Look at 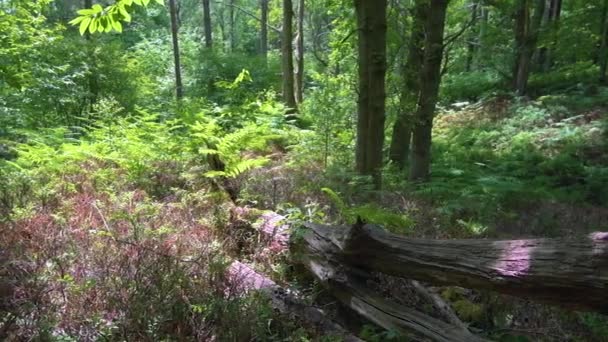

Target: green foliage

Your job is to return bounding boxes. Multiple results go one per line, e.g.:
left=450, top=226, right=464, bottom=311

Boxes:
left=441, top=71, right=503, bottom=103
left=321, top=187, right=414, bottom=234
left=70, top=0, right=165, bottom=35
left=359, top=325, right=406, bottom=342
left=578, top=312, right=608, bottom=340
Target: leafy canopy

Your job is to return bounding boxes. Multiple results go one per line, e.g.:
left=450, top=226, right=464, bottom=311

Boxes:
left=70, top=0, right=165, bottom=35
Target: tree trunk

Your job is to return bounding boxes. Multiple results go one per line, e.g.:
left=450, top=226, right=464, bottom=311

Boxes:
left=301, top=222, right=608, bottom=314
left=294, top=0, right=304, bottom=104
left=477, top=5, right=489, bottom=69
left=538, top=0, right=561, bottom=71
left=84, top=0, right=98, bottom=111
left=169, top=0, right=183, bottom=100
left=229, top=0, right=236, bottom=51
left=409, top=0, right=449, bottom=181
left=389, top=1, right=427, bottom=168
left=226, top=261, right=364, bottom=341
left=545, top=0, right=562, bottom=70
left=282, top=0, right=297, bottom=111
left=600, top=0, right=608, bottom=83
left=354, top=0, right=387, bottom=189
left=513, top=0, right=545, bottom=96
left=202, top=0, right=212, bottom=48
left=465, top=1, right=478, bottom=72
left=260, top=0, right=269, bottom=58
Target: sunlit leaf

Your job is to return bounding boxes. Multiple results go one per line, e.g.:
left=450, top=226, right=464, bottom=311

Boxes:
left=89, top=18, right=98, bottom=33
left=113, top=20, right=123, bottom=33
left=69, top=16, right=86, bottom=25
left=79, top=17, right=91, bottom=35
left=118, top=6, right=131, bottom=22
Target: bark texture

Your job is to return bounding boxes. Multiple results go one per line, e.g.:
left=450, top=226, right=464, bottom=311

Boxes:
left=260, top=0, right=269, bottom=58
left=465, top=1, right=479, bottom=72
left=600, top=0, right=608, bottom=83
left=301, top=222, right=608, bottom=314
left=389, top=0, right=427, bottom=168
left=84, top=0, right=98, bottom=110
left=294, top=0, right=304, bottom=104
left=282, top=0, right=297, bottom=111
left=539, top=0, right=562, bottom=71
left=512, top=0, right=545, bottom=96
left=409, top=0, right=449, bottom=181
left=226, top=261, right=363, bottom=341
left=169, top=0, right=183, bottom=100
left=229, top=0, right=236, bottom=51
left=299, top=223, right=487, bottom=341
left=202, top=0, right=212, bottom=48
left=354, top=0, right=387, bottom=188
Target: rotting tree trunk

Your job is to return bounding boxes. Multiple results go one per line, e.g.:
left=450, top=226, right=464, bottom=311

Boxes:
left=298, top=223, right=487, bottom=341
left=260, top=0, right=269, bottom=58
left=354, top=0, right=387, bottom=189
left=512, top=0, right=545, bottom=96
left=301, top=222, right=608, bottom=314
left=226, top=261, right=364, bottom=341
left=202, top=0, right=212, bottom=48
left=294, top=0, right=304, bottom=104
left=389, top=0, right=427, bottom=169
left=282, top=0, right=297, bottom=112
left=169, top=0, right=183, bottom=100
left=600, top=0, right=608, bottom=83
left=302, top=258, right=487, bottom=341
left=409, top=0, right=449, bottom=181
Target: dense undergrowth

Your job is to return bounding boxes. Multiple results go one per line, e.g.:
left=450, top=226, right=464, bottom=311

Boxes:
left=1, top=83, right=607, bottom=340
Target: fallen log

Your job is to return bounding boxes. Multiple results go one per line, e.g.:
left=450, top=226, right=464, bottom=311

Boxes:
left=226, top=261, right=363, bottom=341
left=303, top=257, right=488, bottom=342
left=302, top=222, right=608, bottom=313
left=243, top=211, right=489, bottom=340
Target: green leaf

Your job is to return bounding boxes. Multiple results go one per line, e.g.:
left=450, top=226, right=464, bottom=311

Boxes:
left=69, top=16, right=86, bottom=25
left=104, top=17, right=113, bottom=32
left=118, top=6, right=131, bottom=22
left=142, top=0, right=150, bottom=5
left=92, top=4, right=103, bottom=13
left=112, top=20, right=123, bottom=33
left=133, top=0, right=143, bottom=5
left=79, top=17, right=91, bottom=35
left=155, top=0, right=164, bottom=4
left=89, top=18, right=98, bottom=33
left=77, top=9, right=95, bottom=15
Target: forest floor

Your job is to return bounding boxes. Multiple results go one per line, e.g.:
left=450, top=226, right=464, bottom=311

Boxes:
left=1, top=91, right=608, bottom=341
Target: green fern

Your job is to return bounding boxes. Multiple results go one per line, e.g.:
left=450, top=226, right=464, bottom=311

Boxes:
left=321, top=187, right=414, bottom=233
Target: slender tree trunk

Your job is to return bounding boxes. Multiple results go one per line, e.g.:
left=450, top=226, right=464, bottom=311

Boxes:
left=513, top=0, right=545, bottom=96
left=465, top=1, right=478, bottom=72
left=389, top=1, right=427, bottom=168
left=294, top=0, right=304, bottom=104
left=84, top=0, right=98, bottom=111
left=354, top=0, right=387, bottom=189
left=600, top=0, right=608, bottom=83
left=477, top=5, right=489, bottom=69
left=539, top=0, right=561, bottom=71
left=169, top=0, right=183, bottom=100
left=282, top=0, right=297, bottom=111
left=260, top=0, right=269, bottom=58
left=229, top=0, right=236, bottom=51
left=409, top=0, right=449, bottom=181
left=202, top=0, right=212, bottom=48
